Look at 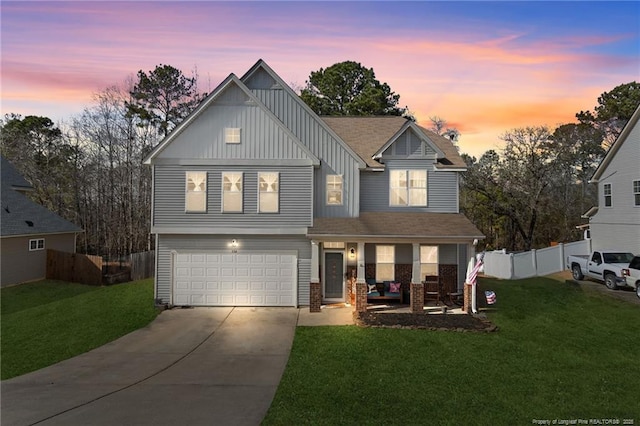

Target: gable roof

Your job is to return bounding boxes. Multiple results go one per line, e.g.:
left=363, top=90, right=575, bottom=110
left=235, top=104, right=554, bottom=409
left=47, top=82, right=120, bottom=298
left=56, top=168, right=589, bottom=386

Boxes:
left=240, top=59, right=367, bottom=169
left=143, top=72, right=319, bottom=166
left=321, top=116, right=466, bottom=170
left=1, top=156, right=82, bottom=237
left=590, top=104, right=640, bottom=183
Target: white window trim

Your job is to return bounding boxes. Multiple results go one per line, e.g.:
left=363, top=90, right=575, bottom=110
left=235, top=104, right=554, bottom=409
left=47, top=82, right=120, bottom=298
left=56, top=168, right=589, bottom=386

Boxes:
left=420, top=245, right=439, bottom=278
left=603, top=183, right=612, bottom=208
left=326, top=174, right=343, bottom=206
left=389, top=169, right=427, bottom=207
left=222, top=172, right=243, bottom=213
left=376, top=245, right=395, bottom=282
left=185, top=171, right=207, bottom=213
left=29, top=238, right=45, bottom=251
left=225, top=127, right=241, bottom=144
left=258, top=172, right=279, bottom=213
left=633, top=180, right=640, bottom=207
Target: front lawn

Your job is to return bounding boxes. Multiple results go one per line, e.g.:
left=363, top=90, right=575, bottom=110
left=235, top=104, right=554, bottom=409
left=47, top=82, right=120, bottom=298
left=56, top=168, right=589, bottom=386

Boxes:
left=1, top=279, right=159, bottom=380
left=264, top=277, right=640, bottom=425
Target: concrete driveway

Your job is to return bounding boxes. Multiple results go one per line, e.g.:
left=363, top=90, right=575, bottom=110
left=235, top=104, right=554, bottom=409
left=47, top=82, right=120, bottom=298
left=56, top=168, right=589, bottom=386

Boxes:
left=1, top=307, right=299, bottom=426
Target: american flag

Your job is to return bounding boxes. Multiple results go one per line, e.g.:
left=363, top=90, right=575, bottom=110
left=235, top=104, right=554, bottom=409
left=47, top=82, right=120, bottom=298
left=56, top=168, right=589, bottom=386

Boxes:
left=467, top=255, right=484, bottom=286
left=485, top=290, right=496, bottom=304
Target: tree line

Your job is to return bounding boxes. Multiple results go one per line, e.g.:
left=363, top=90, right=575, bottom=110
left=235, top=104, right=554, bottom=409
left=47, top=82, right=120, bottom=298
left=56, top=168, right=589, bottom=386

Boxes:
left=1, top=60, right=638, bottom=257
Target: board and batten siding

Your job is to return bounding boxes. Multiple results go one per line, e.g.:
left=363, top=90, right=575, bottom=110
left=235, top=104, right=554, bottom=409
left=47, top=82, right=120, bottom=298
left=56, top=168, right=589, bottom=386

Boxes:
left=153, top=164, right=313, bottom=230
left=156, top=234, right=312, bottom=306
left=248, top=84, right=362, bottom=218
left=155, top=107, right=313, bottom=162
left=591, top=119, right=640, bottom=254
left=382, top=128, right=437, bottom=158
left=360, top=160, right=459, bottom=213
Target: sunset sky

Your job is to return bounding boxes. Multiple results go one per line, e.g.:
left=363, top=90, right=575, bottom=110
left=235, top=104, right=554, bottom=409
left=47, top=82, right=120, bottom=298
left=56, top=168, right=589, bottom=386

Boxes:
left=2, top=1, right=639, bottom=158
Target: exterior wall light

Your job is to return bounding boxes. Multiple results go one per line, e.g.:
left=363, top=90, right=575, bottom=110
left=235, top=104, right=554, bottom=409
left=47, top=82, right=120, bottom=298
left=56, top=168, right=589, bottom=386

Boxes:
left=230, top=239, right=238, bottom=253
left=349, top=247, right=356, bottom=259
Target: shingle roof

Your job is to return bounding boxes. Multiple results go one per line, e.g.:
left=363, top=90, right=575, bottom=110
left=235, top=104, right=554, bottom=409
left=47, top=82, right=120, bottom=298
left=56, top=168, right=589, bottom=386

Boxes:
left=308, top=212, right=484, bottom=240
left=1, top=156, right=83, bottom=237
left=1, top=156, right=32, bottom=190
left=321, top=116, right=466, bottom=169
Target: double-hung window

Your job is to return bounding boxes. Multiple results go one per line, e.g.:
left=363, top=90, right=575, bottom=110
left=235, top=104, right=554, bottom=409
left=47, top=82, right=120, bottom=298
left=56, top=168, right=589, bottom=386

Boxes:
left=603, top=183, right=612, bottom=207
left=420, top=246, right=439, bottom=278
left=633, top=180, right=640, bottom=207
left=222, top=172, right=243, bottom=212
left=376, top=245, right=395, bottom=281
left=29, top=238, right=45, bottom=251
left=390, top=170, right=427, bottom=206
left=327, top=175, right=343, bottom=205
left=185, top=171, right=207, bottom=212
left=258, top=172, right=279, bottom=213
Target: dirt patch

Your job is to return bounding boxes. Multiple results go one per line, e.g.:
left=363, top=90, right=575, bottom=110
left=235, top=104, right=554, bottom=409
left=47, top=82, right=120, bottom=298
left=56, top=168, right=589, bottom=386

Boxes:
left=354, top=311, right=497, bottom=332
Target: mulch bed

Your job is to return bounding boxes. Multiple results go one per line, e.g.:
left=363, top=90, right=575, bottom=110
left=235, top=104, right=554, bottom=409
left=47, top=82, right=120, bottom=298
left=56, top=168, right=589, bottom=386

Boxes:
left=354, top=311, right=497, bottom=332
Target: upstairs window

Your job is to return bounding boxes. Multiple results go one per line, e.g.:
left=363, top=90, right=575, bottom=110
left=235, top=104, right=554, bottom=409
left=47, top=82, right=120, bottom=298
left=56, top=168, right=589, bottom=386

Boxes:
left=185, top=171, right=207, bottom=212
left=634, top=180, right=640, bottom=207
left=29, top=238, right=45, bottom=251
left=327, top=175, right=343, bottom=205
left=390, top=170, right=427, bottom=206
left=376, top=245, right=395, bottom=282
left=225, top=127, right=241, bottom=144
left=258, top=172, right=279, bottom=213
left=222, top=172, right=243, bottom=212
left=420, top=246, right=439, bottom=278
left=603, top=183, right=612, bottom=207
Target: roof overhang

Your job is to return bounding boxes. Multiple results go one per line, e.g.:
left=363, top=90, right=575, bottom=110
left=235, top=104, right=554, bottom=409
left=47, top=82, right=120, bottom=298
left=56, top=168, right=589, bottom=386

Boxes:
left=307, top=212, right=485, bottom=242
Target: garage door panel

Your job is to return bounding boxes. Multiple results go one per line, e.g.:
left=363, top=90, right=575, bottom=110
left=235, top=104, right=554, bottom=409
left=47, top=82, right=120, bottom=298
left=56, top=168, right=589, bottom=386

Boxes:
left=174, top=252, right=296, bottom=307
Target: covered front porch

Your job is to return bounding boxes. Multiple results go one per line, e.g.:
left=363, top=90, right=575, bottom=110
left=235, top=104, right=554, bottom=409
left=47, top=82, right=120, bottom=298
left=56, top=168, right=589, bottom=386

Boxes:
left=306, top=212, right=484, bottom=312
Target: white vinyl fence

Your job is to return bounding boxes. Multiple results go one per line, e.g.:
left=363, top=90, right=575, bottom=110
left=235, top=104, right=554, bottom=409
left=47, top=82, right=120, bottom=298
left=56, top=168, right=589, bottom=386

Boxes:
left=482, top=239, right=592, bottom=280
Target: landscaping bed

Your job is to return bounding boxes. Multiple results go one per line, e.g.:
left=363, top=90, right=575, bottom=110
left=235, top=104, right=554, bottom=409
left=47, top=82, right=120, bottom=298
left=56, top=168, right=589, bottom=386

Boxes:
left=353, top=310, right=497, bottom=332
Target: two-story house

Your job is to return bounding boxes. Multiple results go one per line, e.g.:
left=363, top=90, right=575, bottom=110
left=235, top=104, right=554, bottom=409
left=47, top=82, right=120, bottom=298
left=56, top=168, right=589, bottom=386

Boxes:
left=144, top=60, right=484, bottom=308
left=586, top=104, right=640, bottom=254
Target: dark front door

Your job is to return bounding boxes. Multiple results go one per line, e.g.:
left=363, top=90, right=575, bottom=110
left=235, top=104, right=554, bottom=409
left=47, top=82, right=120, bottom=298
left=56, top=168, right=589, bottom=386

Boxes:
left=325, top=252, right=344, bottom=300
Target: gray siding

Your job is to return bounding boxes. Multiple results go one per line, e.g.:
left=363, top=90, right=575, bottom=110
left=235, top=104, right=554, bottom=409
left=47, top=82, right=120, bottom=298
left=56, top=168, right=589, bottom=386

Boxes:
left=360, top=160, right=458, bottom=213
left=156, top=86, right=313, bottom=162
left=591, top=120, right=640, bottom=254
left=156, top=234, right=311, bottom=306
left=382, top=128, right=436, bottom=158
left=153, top=164, right=313, bottom=230
left=247, top=82, right=361, bottom=218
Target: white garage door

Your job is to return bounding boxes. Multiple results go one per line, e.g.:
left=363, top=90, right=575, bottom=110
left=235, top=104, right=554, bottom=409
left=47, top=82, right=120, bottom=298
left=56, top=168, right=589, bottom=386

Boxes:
left=173, top=252, right=297, bottom=306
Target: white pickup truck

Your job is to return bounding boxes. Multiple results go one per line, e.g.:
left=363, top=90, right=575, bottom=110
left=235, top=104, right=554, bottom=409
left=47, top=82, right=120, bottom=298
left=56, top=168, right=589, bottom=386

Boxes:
left=567, top=250, right=635, bottom=290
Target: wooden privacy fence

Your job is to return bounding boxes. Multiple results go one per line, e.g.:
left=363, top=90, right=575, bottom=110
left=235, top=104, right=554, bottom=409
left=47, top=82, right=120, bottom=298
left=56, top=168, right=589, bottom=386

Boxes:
left=129, top=250, right=155, bottom=281
left=46, top=249, right=103, bottom=286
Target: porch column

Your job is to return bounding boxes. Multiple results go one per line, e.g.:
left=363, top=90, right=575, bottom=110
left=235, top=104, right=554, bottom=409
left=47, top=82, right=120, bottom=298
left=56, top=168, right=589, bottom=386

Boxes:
left=463, top=242, right=476, bottom=314
left=355, top=242, right=367, bottom=312
left=411, top=243, right=424, bottom=313
left=411, top=243, right=421, bottom=284
left=356, top=242, right=365, bottom=284
left=310, top=240, right=321, bottom=313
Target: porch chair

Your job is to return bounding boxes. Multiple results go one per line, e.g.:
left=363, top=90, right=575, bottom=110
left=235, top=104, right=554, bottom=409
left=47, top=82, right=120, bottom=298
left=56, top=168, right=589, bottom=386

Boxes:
left=438, top=269, right=463, bottom=306
left=423, top=275, right=441, bottom=305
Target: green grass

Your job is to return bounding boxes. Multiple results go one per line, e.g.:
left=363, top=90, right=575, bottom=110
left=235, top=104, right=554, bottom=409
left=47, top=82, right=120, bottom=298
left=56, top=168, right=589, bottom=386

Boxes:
left=1, top=279, right=160, bottom=380
left=264, top=277, right=640, bottom=425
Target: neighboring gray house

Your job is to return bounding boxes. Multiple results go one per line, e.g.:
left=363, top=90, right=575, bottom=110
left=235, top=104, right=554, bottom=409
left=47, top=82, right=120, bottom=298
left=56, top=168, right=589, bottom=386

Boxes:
left=586, top=104, right=640, bottom=255
left=144, top=60, right=483, bottom=307
left=1, top=156, right=82, bottom=287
